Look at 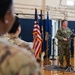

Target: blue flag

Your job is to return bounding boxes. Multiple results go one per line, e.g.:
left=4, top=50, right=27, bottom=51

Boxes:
left=39, top=10, right=43, bottom=33
left=39, top=10, right=45, bottom=52
left=45, top=12, right=51, bottom=56
left=35, top=8, right=38, bottom=22
left=45, top=12, right=50, bottom=36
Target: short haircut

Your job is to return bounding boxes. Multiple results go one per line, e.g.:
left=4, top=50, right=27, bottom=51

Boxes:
left=61, top=20, right=67, bottom=25
left=8, top=16, right=20, bottom=34
left=0, top=0, right=12, bottom=19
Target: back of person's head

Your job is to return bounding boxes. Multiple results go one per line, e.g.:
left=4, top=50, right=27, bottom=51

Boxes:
left=0, top=0, right=12, bottom=19
left=0, top=0, right=15, bottom=35
left=8, top=16, right=20, bottom=34
left=61, top=20, right=67, bottom=25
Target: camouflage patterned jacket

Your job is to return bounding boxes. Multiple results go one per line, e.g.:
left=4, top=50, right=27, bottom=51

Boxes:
left=0, top=38, right=42, bottom=75
left=1, top=33, right=34, bottom=54
left=56, top=27, right=75, bottom=45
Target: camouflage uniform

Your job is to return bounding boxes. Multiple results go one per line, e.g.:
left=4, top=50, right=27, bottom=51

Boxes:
left=1, top=33, right=34, bottom=54
left=56, top=27, right=75, bottom=67
left=0, top=38, right=42, bottom=75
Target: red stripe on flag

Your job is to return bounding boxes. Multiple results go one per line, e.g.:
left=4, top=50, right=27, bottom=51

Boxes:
left=33, top=21, right=42, bottom=58
left=35, top=42, right=42, bottom=57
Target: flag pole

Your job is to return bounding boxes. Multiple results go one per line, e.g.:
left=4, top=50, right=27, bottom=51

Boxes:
left=44, top=32, right=51, bottom=66
left=50, top=38, right=56, bottom=60
left=44, top=11, right=51, bottom=66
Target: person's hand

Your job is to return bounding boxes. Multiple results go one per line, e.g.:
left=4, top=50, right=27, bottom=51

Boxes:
left=63, top=38, right=68, bottom=41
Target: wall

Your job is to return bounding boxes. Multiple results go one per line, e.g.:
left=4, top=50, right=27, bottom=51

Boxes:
left=19, top=18, right=34, bottom=42
left=14, top=0, right=75, bottom=20
left=14, top=0, right=42, bottom=18
left=68, top=21, right=75, bottom=55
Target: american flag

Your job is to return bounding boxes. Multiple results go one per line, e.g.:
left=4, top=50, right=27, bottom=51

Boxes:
left=33, top=21, right=42, bottom=58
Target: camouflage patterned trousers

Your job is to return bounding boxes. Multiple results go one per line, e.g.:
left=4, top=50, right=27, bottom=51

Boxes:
left=58, top=43, right=70, bottom=67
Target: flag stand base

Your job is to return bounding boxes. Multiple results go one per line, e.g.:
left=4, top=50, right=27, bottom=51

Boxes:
left=63, top=65, right=75, bottom=73
left=50, top=55, right=56, bottom=60
left=44, top=58, right=51, bottom=66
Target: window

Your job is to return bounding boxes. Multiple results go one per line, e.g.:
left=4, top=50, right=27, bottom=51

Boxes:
left=67, top=0, right=74, bottom=6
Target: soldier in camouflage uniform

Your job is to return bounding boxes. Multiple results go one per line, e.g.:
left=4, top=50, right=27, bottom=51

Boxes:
left=56, top=20, right=75, bottom=68
left=0, top=0, right=41, bottom=75
left=1, top=16, right=34, bottom=54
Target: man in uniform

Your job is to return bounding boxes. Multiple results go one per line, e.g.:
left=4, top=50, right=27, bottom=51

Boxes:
left=56, top=20, right=75, bottom=68
left=1, top=16, right=34, bottom=54
left=0, top=0, right=41, bottom=75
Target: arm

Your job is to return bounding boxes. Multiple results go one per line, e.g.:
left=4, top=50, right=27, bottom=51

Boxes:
left=55, top=30, right=64, bottom=40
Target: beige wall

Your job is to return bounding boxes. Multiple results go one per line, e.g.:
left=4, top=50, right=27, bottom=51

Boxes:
left=14, top=0, right=42, bottom=18
left=14, top=0, right=75, bottom=21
